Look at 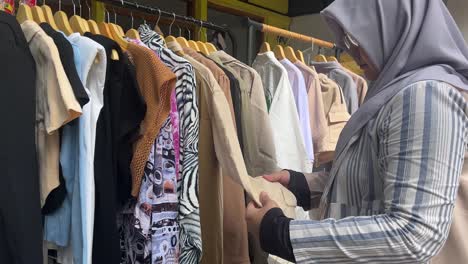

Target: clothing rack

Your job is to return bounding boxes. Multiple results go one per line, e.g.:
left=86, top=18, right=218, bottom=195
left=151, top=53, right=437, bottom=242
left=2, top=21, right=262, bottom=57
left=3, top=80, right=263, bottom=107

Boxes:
left=98, top=0, right=237, bottom=56
left=247, top=18, right=336, bottom=64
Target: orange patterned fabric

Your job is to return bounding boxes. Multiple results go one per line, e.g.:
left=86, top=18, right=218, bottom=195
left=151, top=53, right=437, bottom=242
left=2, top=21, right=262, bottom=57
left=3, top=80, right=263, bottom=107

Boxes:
left=127, top=43, right=176, bottom=197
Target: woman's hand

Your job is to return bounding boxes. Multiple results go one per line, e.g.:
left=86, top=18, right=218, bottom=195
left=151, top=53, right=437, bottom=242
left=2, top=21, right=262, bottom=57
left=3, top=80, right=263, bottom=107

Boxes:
left=263, top=170, right=291, bottom=188
left=246, top=192, right=280, bottom=242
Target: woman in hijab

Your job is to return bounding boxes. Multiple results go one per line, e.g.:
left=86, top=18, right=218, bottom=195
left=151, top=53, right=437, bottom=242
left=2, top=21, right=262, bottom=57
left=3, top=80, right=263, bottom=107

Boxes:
left=246, top=0, right=468, bottom=263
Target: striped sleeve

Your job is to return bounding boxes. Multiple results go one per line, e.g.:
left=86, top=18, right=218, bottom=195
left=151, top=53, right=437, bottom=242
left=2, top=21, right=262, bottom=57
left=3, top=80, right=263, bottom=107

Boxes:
left=289, top=82, right=468, bottom=263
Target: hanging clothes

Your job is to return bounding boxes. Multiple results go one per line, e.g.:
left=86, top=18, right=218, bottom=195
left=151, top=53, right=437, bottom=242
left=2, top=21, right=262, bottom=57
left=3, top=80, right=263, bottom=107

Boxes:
left=121, top=42, right=176, bottom=264
left=21, top=20, right=82, bottom=208
left=138, top=25, right=202, bottom=264
left=0, top=12, right=42, bottom=264
left=311, top=61, right=359, bottom=114
left=343, top=67, right=368, bottom=106
left=209, top=50, right=278, bottom=176
left=253, top=51, right=311, bottom=173
left=85, top=32, right=146, bottom=264
left=279, top=59, right=314, bottom=164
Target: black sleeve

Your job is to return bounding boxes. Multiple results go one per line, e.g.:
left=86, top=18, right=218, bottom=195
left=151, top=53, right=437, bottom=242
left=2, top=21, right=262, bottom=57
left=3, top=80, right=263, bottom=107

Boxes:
left=260, top=208, right=295, bottom=263
left=286, top=170, right=311, bottom=211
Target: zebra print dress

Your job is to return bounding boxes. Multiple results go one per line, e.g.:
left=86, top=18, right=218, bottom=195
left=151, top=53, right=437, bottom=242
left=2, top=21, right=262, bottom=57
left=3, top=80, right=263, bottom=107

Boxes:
left=138, top=25, right=201, bottom=264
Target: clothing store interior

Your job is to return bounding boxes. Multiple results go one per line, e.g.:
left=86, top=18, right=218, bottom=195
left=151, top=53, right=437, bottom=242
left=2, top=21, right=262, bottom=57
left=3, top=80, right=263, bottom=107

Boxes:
left=1, top=0, right=468, bottom=263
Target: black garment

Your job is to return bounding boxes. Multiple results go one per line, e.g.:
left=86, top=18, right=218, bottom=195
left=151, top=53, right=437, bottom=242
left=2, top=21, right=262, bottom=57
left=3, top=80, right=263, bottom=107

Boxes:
left=260, top=208, right=295, bottom=263
left=40, top=23, right=89, bottom=214
left=84, top=32, right=145, bottom=263
left=40, top=23, right=89, bottom=107
left=0, top=11, right=42, bottom=264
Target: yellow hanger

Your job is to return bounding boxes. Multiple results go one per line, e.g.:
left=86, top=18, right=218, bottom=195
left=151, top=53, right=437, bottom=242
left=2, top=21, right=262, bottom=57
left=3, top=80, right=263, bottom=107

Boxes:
left=260, top=42, right=271, bottom=53
left=109, top=22, right=128, bottom=50
left=285, top=46, right=299, bottom=63
left=41, top=1, right=58, bottom=30
left=177, top=37, right=189, bottom=48
left=97, top=9, right=114, bottom=39
left=31, top=5, right=46, bottom=24
left=82, top=0, right=99, bottom=34
left=197, top=41, right=210, bottom=56
left=17, top=4, right=33, bottom=24
left=68, top=0, right=86, bottom=34
left=206, top=42, right=217, bottom=53
left=274, top=45, right=286, bottom=60
left=54, top=0, right=73, bottom=36
left=327, top=56, right=338, bottom=62
left=314, top=54, right=328, bottom=62
left=188, top=40, right=200, bottom=51
left=296, top=50, right=305, bottom=64
left=125, top=12, right=140, bottom=40
left=196, top=21, right=210, bottom=55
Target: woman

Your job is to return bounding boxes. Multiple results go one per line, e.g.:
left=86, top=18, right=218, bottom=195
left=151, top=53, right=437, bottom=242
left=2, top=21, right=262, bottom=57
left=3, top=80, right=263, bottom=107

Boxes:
left=246, top=0, right=468, bottom=263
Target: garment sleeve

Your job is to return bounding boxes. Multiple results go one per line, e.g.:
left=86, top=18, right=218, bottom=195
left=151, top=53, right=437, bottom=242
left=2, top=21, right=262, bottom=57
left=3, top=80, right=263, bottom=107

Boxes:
left=289, top=83, right=468, bottom=263
left=330, top=70, right=359, bottom=115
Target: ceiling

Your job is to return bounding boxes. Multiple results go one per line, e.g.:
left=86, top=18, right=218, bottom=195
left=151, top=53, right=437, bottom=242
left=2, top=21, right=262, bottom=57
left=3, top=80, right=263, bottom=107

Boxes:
left=289, top=0, right=448, bottom=17
left=288, top=0, right=334, bottom=17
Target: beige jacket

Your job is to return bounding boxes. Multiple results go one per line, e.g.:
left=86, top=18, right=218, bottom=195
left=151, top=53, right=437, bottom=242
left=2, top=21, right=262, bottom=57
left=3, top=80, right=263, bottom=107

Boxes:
left=209, top=51, right=279, bottom=176
left=315, top=73, right=350, bottom=164
left=21, top=21, right=82, bottom=206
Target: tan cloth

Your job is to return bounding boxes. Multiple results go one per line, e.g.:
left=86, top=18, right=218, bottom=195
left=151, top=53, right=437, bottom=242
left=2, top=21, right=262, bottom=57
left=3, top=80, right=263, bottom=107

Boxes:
left=315, top=74, right=350, bottom=164
left=127, top=43, right=176, bottom=197
left=344, top=68, right=368, bottom=106
left=184, top=52, right=297, bottom=263
left=21, top=21, right=82, bottom=206
left=433, top=154, right=468, bottom=263
left=177, top=46, right=250, bottom=264
left=209, top=51, right=278, bottom=176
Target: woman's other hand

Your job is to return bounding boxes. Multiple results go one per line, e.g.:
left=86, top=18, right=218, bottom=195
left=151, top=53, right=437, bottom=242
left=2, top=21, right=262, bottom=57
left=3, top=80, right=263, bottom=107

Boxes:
left=246, top=191, right=280, bottom=242
left=263, top=170, right=290, bottom=188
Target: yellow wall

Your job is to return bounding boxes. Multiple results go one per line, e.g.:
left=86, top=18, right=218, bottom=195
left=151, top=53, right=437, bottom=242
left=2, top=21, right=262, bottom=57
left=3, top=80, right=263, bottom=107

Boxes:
left=247, top=0, right=288, bottom=15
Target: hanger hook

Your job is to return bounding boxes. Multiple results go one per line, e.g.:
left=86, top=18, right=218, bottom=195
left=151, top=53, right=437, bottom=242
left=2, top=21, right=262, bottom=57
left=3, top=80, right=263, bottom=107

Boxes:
left=186, top=26, right=191, bottom=40
left=112, top=7, right=117, bottom=24
left=177, top=24, right=182, bottom=37
left=155, top=8, right=161, bottom=28
left=71, top=0, right=76, bottom=16
left=104, top=8, right=110, bottom=23
left=198, top=20, right=203, bottom=40
left=58, top=0, right=61, bottom=11
left=79, top=0, right=82, bottom=17
left=85, top=1, right=91, bottom=20
left=169, top=12, right=175, bottom=36
left=130, top=11, right=134, bottom=29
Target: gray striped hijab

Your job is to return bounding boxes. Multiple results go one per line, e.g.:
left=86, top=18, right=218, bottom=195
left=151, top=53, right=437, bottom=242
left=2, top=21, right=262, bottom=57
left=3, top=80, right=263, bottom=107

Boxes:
left=321, top=0, right=468, bottom=158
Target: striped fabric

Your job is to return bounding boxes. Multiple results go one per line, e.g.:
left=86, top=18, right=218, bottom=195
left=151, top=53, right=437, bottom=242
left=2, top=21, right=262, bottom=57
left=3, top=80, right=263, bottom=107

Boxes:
left=290, top=81, right=468, bottom=263
left=139, top=25, right=202, bottom=263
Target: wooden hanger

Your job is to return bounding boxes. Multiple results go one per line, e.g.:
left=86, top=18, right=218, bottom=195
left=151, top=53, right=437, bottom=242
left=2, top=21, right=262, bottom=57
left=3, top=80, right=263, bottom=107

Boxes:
left=296, top=50, right=305, bottom=63
left=188, top=40, right=200, bottom=51
left=285, top=46, right=299, bottom=63
left=109, top=22, right=128, bottom=50
left=274, top=45, right=286, bottom=60
left=98, top=21, right=113, bottom=39
left=327, top=56, right=338, bottom=62
left=31, top=5, right=46, bottom=23
left=260, top=42, right=271, bottom=53
left=177, top=36, right=189, bottom=48
left=88, top=20, right=100, bottom=34
left=206, top=42, right=217, bottom=53
left=314, top=54, right=328, bottom=62
left=41, top=2, right=58, bottom=30
left=70, top=15, right=86, bottom=34
left=54, top=2, right=74, bottom=36
left=197, top=41, right=210, bottom=55
left=17, top=4, right=34, bottom=24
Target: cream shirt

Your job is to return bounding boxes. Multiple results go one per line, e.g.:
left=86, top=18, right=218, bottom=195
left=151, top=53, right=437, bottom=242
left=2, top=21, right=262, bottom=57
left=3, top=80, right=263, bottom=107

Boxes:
left=21, top=21, right=82, bottom=206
